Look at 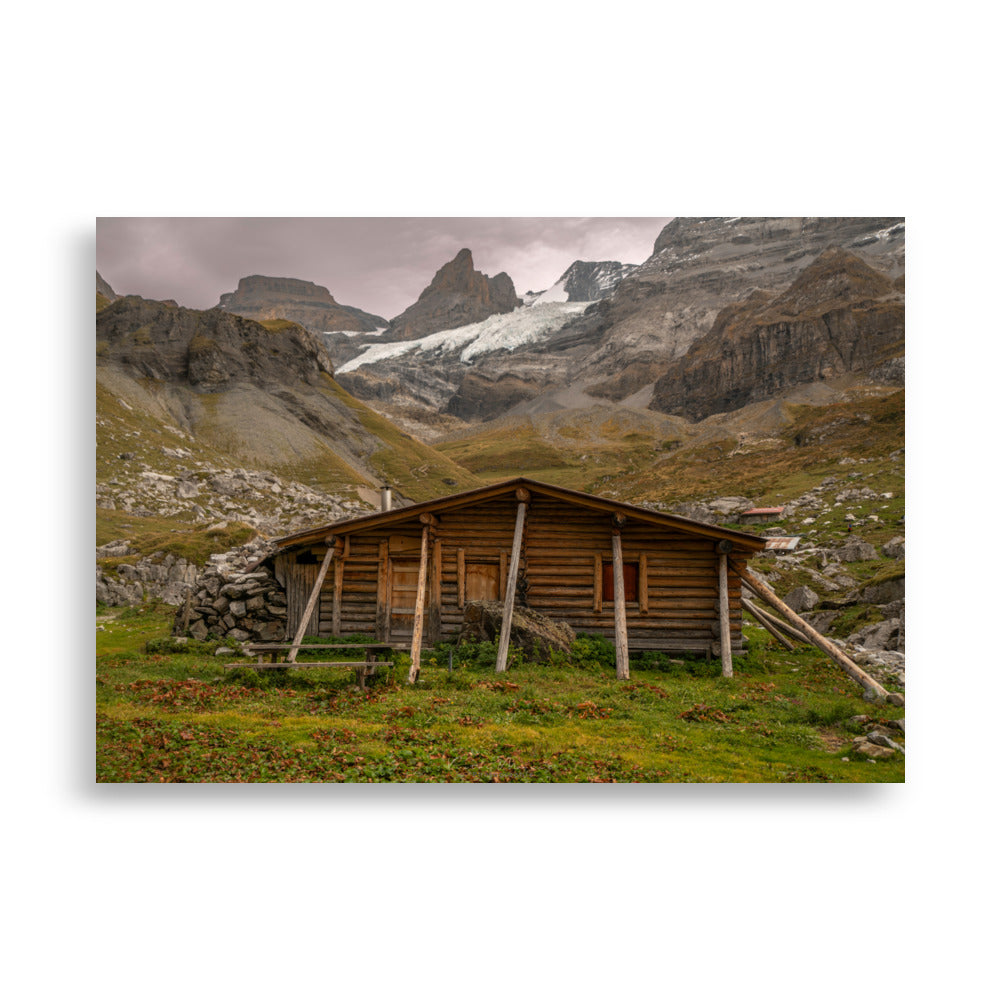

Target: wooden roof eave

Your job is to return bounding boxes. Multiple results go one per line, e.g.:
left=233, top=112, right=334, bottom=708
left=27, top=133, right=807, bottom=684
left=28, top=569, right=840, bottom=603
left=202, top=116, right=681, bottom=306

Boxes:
left=269, top=477, right=766, bottom=555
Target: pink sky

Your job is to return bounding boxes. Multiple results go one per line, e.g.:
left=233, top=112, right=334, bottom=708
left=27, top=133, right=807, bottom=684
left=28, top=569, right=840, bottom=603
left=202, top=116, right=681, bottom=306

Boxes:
left=96, top=217, right=670, bottom=321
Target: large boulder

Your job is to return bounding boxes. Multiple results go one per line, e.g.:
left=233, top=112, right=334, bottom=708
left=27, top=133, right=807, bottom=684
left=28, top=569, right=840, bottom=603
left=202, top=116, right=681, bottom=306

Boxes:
left=785, top=585, right=819, bottom=612
left=457, top=600, right=575, bottom=662
left=836, top=538, right=879, bottom=562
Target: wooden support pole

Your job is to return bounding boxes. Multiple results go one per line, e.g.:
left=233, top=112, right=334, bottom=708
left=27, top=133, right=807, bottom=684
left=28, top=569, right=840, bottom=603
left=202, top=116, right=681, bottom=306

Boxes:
left=718, top=552, right=733, bottom=677
left=741, top=597, right=795, bottom=650
left=407, top=524, right=431, bottom=684
left=428, top=536, right=442, bottom=643
left=734, top=564, right=889, bottom=702
left=286, top=544, right=336, bottom=663
left=742, top=595, right=810, bottom=645
left=593, top=554, right=603, bottom=613
left=495, top=492, right=529, bottom=673
left=611, top=525, right=630, bottom=681
left=457, top=548, right=466, bottom=609
left=331, top=557, right=344, bottom=636
left=376, top=540, right=389, bottom=642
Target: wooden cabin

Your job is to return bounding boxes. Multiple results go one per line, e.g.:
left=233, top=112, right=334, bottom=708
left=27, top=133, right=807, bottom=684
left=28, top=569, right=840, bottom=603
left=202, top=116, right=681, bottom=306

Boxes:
left=267, top=478, right=766, bottom=676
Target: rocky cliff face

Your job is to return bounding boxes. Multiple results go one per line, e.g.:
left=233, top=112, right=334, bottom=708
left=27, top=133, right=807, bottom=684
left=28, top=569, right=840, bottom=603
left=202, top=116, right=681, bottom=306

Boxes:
left=217, top=274, right=387, bottom=333
left=385, top=248, right=521, bottom=341
left=648, top=248, right=905, bottom=420
left=97, top=295, right=336, bottom=388
left=574, top=217, right=905, bottom=401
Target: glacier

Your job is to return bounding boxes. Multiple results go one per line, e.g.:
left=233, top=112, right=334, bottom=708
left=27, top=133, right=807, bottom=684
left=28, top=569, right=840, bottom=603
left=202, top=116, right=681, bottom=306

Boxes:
left=335, top=301, right=592, bottom=374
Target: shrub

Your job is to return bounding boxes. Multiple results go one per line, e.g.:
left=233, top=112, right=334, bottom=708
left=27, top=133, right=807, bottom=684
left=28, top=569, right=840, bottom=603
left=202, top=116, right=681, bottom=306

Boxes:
left=570, top=634, right=617, bottom=672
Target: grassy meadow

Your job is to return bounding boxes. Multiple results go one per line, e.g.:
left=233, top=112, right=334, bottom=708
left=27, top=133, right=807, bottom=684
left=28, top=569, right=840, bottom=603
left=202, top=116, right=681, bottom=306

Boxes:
left=96, top=604, right=904, bottom=783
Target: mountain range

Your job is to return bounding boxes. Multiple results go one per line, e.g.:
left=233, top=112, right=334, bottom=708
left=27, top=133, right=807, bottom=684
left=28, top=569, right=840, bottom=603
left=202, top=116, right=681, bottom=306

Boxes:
left=96, top=216, right=904, bottom=521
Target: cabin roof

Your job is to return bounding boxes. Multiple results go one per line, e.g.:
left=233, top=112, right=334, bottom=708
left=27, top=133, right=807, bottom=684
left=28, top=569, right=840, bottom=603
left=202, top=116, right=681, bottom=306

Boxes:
left=273, top=477, right=766, bottom=553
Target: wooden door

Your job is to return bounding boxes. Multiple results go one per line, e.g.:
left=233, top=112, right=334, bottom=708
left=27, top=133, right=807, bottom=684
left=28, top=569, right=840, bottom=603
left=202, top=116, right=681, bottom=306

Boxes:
left=390, top=559, right=423, bottom=639
left=286, top=560, right=320, bottom=638
left=465, top=561, right=500, bottom=603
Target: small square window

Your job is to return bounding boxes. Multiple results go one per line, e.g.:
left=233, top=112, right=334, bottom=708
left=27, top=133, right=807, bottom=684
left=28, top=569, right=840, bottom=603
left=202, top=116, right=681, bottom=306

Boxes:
left=602, top=561, right=638, bottom=602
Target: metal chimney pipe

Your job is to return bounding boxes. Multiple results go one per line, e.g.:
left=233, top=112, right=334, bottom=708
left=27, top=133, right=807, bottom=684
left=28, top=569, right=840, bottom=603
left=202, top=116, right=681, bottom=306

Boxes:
left=380, top=485, right=392, bottom=512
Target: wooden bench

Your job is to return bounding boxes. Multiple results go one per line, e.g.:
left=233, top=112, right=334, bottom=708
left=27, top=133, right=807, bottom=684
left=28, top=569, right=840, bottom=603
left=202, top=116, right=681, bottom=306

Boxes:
left=225, top=643, right=402, bottom=689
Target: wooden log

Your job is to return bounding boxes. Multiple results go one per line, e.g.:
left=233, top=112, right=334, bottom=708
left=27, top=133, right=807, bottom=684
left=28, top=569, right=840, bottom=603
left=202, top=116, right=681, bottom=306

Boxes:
left=457, top=548, right=465, bottom=609
left=287, top=545, right=336, bottom=663
left=181, top=587, right=193, bottom=633
left=495, top=500, right=528, bottom=673
left=639, top=553, right=649, bottom=615
left=741, top=598, right=795, bottom=650
left=718, top=552, right=733, bottom=677
left=407, top=525, right=431, bottom=684
left=742, top=596, right=810, bottom=645
left=735, top=565, right=889, bottom=701
left=611, top=530, right=630, bottom=680
left=593, top=555, right=603, bottom=613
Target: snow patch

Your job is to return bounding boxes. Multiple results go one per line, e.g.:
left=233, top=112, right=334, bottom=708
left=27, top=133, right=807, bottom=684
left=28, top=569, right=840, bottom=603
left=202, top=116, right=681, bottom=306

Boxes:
left=532, top=278, right=569, bottom=305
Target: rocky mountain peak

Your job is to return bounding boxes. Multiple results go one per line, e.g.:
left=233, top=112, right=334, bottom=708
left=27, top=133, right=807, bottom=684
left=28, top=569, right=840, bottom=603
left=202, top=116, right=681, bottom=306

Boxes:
left=217, top=274, right=386, bottom=334
left=386, top=249, right=521, bottom=341
left=533, top=260, right=638, bottom=304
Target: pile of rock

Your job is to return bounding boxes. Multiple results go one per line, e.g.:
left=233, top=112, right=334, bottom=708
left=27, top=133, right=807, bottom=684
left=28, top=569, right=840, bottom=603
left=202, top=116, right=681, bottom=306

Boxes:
left=172, top=558, right=288, bottom=643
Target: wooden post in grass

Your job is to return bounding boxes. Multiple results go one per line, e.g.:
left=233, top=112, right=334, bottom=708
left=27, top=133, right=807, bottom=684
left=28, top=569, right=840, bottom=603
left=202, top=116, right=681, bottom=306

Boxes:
left=407, top=518, right=434, bottom=684
left=735, top=565, right=889, bottom=702
left=287, top=540, right=336, bottom=663
left=496, top=489, right=529, bottom=673
left=611, top=514, right=630, bottom=680
left=717, top=544, right=733, bottom=678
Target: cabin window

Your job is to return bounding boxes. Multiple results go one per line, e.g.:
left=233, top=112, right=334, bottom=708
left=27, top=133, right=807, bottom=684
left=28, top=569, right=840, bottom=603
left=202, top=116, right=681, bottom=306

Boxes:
left=602, top=561, right=638, bottom=602
left=295, top=551, right=319, bottom=565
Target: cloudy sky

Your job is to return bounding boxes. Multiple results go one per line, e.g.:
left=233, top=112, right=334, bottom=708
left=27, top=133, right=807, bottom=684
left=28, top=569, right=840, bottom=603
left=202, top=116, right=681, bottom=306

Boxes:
left=96, top=217, right=671, bottom=321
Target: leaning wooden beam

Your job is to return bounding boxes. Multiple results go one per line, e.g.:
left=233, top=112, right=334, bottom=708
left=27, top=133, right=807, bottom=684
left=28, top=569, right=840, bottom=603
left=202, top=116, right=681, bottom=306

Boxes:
left=741, top=597, right=795, bottom=651
left=717, top=552, right=733, bottom=677
left=735, top=565, right=889, bottom=702
left=286, top=543, right=336, bottom=663
left=611, top=515, right=630, bottom=680
left=407, top=522, right=432, bottom=684
left=742, top=595, right=810, bottom=645
left=496, top=490, right=529, bottom=673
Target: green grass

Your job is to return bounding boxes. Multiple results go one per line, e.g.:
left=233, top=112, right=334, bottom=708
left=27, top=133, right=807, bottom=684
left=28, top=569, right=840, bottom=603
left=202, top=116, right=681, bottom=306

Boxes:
left=96, top=606, right=904, bottom=783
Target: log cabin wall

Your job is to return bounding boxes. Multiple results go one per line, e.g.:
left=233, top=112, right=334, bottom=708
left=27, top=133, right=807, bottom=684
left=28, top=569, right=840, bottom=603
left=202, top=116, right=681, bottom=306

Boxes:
left=273, top=490, right=747, bottom=655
